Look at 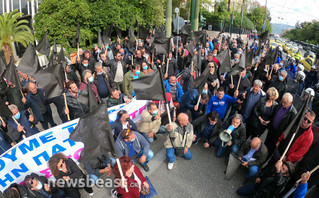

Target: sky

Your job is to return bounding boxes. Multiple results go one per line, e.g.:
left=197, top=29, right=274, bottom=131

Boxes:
left=257, top=0, right=319, bottom=26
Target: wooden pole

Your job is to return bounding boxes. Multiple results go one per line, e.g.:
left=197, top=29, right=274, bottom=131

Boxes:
left=63, top=93, right=70, bottom=121
left=280, top=132, right=296, bottom=161
left=166, top=103, right=172, bottom=124
left=77, top=43, right=80, bottom=59
left=151, top=52, right=154, bottom=68
left=20, top=90, right=25, bottom=99
left=231, top=75, right=233, bottom=86
left=269, top=65, right=274, bottom=77
left=196, top=94, right=201, bottom=107
left=131, top=55, right=133, bottom=66
left=116, top=158, right=129, bottom=192
left=12, top=117, right=26, bottom=139
left=296, top=164, right=319, bottom=183
left=166, top=58, right=170, bottom=74
left=236, top=75, right=242, bottom=91
left=64, top=70, right=68, bottom=81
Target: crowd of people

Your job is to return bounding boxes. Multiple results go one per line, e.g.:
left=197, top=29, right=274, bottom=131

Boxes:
left=0, top=29, right=319, bottom=198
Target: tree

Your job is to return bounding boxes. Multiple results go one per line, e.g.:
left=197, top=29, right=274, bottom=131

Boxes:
left=0, top=10, right=34, bottom=64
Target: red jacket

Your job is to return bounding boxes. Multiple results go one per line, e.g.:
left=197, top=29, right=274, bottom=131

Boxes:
left=278, top=126, right=314, bottom=163
left=213, top=57, right=220, bottom=67
left=116, top=166, right=147, bottom=198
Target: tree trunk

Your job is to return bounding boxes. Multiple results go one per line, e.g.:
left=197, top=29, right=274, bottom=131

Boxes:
left=1, top=43, right=13, bottom=65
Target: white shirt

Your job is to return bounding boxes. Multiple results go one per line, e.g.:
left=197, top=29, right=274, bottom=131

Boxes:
left=114, top=62, right=124, bottom=83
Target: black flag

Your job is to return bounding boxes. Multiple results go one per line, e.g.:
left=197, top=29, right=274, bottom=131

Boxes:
left=70, top=103, right=117, bottom=162
left=216, top=49, right=232, bottom=74
left=180, top=24, right=191, bottom=36
left=102, top=25, right=113, bottom=44
left=0, top=56, right=5, bottom=76
left=74, top=22, right=81, bottom=45
left=131, top=70, right=165, bottom=101
left=3, top=57, right=22, bottom=91
left=185, top=43, right=194, bottom=57
left=138, top=25, right=149, bottom=41
left=151, top=36, right=170, bottom=55
left=128, top=26, right=135, bottom=39
left=114, top=26, right=122, bottom=38
left=265, top=47, right=273, bottom=65
left=238, top=50, right=246, bottom=69
left=194, top=31, right=205, bottom=45
left=57, top=45, right=65, bottom=64
left=52, top=39, right=58, bottom=55
left=97, top=30, right=103, bottom=46
left=228, top=63, right=246, bottom=76
left=259, top=31, right=268, bottom=44
left=127, top=37, right=136, bottom=54
left=88, top=82, right=98, bottom=112
left=246, top=48, right=254, bottom=68
left=18, top=44, right=42, bottom=76
left=0, top=97, right=12, bottom=118
left=36, top=32, right=51, bottom=57
left=195, top=65, right=210, bottom=92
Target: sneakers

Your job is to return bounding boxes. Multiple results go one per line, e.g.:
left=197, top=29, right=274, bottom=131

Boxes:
left=88, top=192, right=94, bottom=196
left=167, top=162, right=174, bottom=170
left=141, top=164, right=150, bottom=172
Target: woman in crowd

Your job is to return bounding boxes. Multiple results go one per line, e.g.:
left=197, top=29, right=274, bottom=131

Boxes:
left=113, top=156, right=149, bottom=198
left=48, top=153, right=93, bottom=198
left=246, top=87, right=279, bottom=138
left=206, top=62, right=219, bottom=95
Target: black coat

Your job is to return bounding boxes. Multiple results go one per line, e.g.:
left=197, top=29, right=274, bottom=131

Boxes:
left=221, top=117, right=246, bottom=146
left=249, top=98, right=278, bottom=130
left=265, top=76, right=288, bottom=100
left=238, top=141, right=268, bottom=167
left=106, top=59, right=127, bottom=79
left=111, top=118, right=139, bottom=139
left=4, top=183, right=40, bottom=198
left=24, top=173, right=61, bottom=198
left=65, top=91, right=89, bottom=120
left=55, top=158, right=85, bottom=188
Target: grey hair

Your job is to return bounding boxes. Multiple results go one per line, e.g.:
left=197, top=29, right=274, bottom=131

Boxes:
left=233, top=113, right=242, bottom=122
left=283, top=93, right=293, bottom=103
left=94, top=62, right=102, bottom=69
left=253, top=80, right=263, bottom=88
left=280, top=70, right=287, bottom=77
left=8, top=104, right=18, bottom=112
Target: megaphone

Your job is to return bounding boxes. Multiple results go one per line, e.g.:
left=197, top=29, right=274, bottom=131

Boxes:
left=220, top=125, right=235, bottom=147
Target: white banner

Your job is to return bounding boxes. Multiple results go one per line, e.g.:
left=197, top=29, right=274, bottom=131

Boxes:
left=0, top=99, right=149, bottom=192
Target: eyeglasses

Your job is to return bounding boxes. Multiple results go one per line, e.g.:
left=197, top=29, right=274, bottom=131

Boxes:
left=209, top=66, right=214, bottom=68
left=59, top=160, right=65, bottom=169
left=30, top=177, right=35, bottom=185
left=304, top=117, right=312, bottom=124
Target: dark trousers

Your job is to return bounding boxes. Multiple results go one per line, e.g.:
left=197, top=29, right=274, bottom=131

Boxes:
left=40, top=112, right=57, bottom=130
left=264, top=127, right=279, bottom=159
left=48, top=96, right=68, bottom=123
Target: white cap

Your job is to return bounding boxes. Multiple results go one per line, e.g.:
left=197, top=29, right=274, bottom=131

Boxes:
left=298, top=64, right=304, bottom=71
left=278, top=47, right=283, bottom=51
left=305, top=88, right=315, bottom=97
left=312, top=65, right=316, bottom=69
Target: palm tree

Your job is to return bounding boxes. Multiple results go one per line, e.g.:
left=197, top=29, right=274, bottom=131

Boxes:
left=0, top=10, right=34, bottom=65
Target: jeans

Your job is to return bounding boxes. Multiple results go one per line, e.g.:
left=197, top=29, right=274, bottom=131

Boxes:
left=236, top=183, right=256, bottom=196
left=212, top=138, right=239, bottom=158
left=88, top=161, right=111, bottom=184
left=140, top=132, right=154, bottom=143
left=166, top=147, right=192, bottom=163
left=40, top=112, right=57, bottom=130
left=133, top=149, right=154, bottom=166
left=246, top=166, right=259, bottom=179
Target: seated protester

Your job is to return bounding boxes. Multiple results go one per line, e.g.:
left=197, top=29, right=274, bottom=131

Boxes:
left=48, top=153, right=93, bottom=197
left=164, top=113, right=194, bottom=170
left=113, top=156, right=149, bottom=198
left=237, top=79, right=266, bottom=123
left=193, top=111, right=223, bottom=146
left=207, top=87, right=238, bottom=120
left=122, top=63, right=144, bottom=98
left=83, top=153, right=113, bottom=184
left=180, top=89, right=209, bottom=121
left=65, top=64, right=80, bottom=87
left=115, top=129, right=154, bottom=172
left=182, top=63, right=196, bottom=93
left=226, top=69, right=251, bottom=98
left=238, top=137, right=268, bottom=181
left=4, top=183, right=38, bottom=198
left=93, top=62, right=115, bottom=100
left=236, top=160, right=295, bottom=198
left=7, top=104, right=39, bottom=143
left=64, top=81, right=89, bottom=120
left=24, top=173, right=66, bottom=198
left=274, top=111, right=315, bottom=163
left=136, top=102, right=162, bottom=143
left=141, top=61, right=153, bottom=75
left=246, top=87, right=279, bottom=138
left=111, top=110, right=138, bottom=140
left=164, top=75, right=184, bottom=109
left=264, top=70, right=288, bottom=101
left=212, top=114, right=246, bottom=157
left=79, top=70, right=100, bottom=104
left=107, top=88, right=131, bottom=108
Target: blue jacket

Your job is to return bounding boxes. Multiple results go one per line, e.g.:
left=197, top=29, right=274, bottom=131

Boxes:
left=208, top=41, right=214, bottom=52
left=207, top=95, right=237, bottom=119
left=180, top=89, right=207, bottom=114
left=0, top=131, right=11, bottom=155
left=293, top=183, right=307, bottom=198
left=164, top=79, right=184, bottom=103
left=25, top=89, right=52, bottom=122
left=111, top=118, right=139, bottom=139
left=287, top=63, right=297, bottom=77
left=239, top=87, right=266, bottom=121
left=7, top=110, right=39, bottom=142
left=115, top=131, right=150, bottom=157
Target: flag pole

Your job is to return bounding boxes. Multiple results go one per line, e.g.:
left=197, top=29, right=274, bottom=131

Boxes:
left=151, top=52, right=154, bottom=68
left=20, top=90, right=25, bottom=99
left=116, top=158, right=129, bottom=192
left=280, top=132, right=296, bottom=161
left=12, top=117, right=26, bottom=139
left=269, top=65, right=274, bottom=78
left=64, top=70, right=68, bottom=81
left=131, top=55, right=134, bottom=66
left=296, top=164, right=319, bottom=183
left=236, top=75, right=242, bottom=91
left=63, top=93, right=70, bottom=121
left=231, top=75, right=233, bottom=86
left=158, top=65, right=172, bottom=124
left=77, top=43, right=80, bottom=59
left=166, top=58, right=170, bottom=75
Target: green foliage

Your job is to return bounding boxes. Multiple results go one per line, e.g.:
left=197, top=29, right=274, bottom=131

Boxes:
left=284, top=20, right=319, bottom=44
left=34, top=0, right=165, bottom=54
